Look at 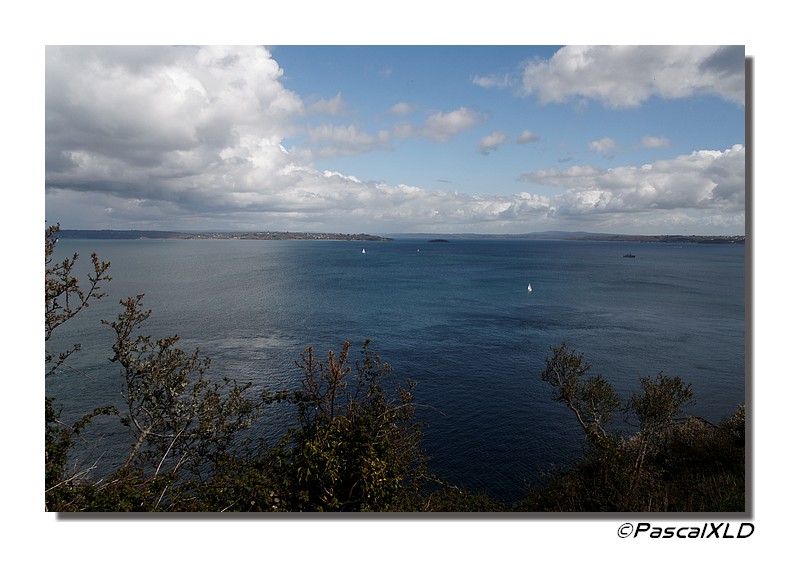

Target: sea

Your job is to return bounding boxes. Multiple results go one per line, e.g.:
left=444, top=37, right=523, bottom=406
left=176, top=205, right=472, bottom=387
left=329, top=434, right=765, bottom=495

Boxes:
left=45, top=237, right=746, bottom=504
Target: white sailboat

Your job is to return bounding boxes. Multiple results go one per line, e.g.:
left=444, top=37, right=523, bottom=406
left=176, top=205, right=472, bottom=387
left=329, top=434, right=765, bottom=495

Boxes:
left=527, top=283, right=533, bottom=293
left=361, top=248, right=366, bottom=254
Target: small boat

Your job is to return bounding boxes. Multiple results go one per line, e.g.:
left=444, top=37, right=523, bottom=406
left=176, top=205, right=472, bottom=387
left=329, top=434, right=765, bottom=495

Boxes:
left=361, top=248, right=366, bottom=254
left=527, top=283, right=533, bottom=293
left=623, top=253, right=635, bottom=258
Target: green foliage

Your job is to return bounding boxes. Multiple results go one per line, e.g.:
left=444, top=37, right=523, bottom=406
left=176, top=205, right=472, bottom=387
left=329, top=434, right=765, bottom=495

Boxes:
left=418, top=487, right=509, bottom=512
left=100, top=294, right=262, bottom=510
left=720, top=404, right=746, bottom=448
left=45, top=225, right=264, bottom=511
left=540, top=343, right=622, bottom=450
left=44, top=397, right=70, bottom=492
left=628, top=373, right=695, bottom=437
left=45, top=224, right=111, bottom=377
left=269, top=341, right=428, bottom=511
left=45, top=224, right=116, bottom=511
left=45, top=397, right=118, bottom=511
left=522, top=343, right=745, bottom=512
left=188, top=450, right=282, bottom=511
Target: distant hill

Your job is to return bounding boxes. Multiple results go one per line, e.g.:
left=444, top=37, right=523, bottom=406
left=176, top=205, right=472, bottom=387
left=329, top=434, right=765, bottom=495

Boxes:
left=55, top=230, right=393, bottom=242
left=56, top=229, right=191, bottom=240
left=391, top=231, right=745, bottom=244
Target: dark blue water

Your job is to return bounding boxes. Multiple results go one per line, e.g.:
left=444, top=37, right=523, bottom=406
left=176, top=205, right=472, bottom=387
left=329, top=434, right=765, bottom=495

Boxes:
left=46, top=238, right=746, bottom=503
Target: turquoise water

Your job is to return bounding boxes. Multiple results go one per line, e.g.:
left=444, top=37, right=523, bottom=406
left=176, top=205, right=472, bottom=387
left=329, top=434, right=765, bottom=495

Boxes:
left=46, top=237, right=746, bottom=502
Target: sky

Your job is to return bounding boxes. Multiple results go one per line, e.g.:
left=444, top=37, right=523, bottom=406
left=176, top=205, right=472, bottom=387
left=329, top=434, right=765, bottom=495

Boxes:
left=45, top=45, right=746, bottom=235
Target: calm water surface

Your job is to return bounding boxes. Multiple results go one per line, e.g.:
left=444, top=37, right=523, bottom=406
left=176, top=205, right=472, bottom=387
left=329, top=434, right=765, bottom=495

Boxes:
left=46, top=238, right=746, bottom=503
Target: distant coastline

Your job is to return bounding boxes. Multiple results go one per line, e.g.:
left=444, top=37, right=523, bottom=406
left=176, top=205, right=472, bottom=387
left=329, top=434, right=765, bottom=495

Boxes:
left=55, top=229, right=394, bottom=242
left=54, top=229, right=744, bottom=245
left=393, top=231, right=745, bottom=245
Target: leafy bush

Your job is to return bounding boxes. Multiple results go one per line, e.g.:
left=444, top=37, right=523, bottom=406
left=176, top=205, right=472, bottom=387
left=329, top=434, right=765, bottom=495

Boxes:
left=517, top=344, right=745, bottom=512
left=268, top=341, right=428, bottom=511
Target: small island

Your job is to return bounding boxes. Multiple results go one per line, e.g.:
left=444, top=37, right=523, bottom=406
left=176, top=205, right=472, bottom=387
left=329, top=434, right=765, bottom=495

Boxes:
left=427, top=239, right=449, bottom=243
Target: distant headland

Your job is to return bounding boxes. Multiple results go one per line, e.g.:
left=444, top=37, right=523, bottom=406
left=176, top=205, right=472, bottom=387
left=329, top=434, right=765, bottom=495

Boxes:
left=55, top=229, right=394, bottom=242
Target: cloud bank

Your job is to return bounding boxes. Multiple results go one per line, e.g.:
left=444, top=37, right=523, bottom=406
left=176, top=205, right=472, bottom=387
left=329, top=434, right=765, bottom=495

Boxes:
left=519, top=45, right=745, bottom=108
left=473, top=46, right=744, bottom=109
left=521, top=144, right=745, bottom=217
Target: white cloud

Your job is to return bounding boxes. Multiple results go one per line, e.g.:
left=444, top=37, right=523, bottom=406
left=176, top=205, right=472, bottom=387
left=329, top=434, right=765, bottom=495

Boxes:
left=46, top=164, right=557, bottom=234
left=517, top=130, right=540, bottom=144
left=638, top=135, right=671, bottom=149
left=520, top=45, right=744, bottom=108
left=391, top=107, right=484, bottom=142
left=479, top=132, right=508, bottom=155
left=389, top=102, right=417, bottom=115
left=472, top=73, right=511, bottom=89
left=46, top=45, right=305, bottom=207
left=417, top=107, right=485, bottom=142
left=520, top=145, right=745, bottom=219
left=307, top=93, right=346, bottom=115
left=304, top=124, right=390, bottom=158
left=301, top=106, right=483, bottom=157
left=589, top=137, right=616, bottom=153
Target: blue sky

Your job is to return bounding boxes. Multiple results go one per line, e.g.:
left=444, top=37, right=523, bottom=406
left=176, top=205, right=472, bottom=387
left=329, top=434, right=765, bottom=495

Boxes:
left=45, top=45, right=745, bottom=235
